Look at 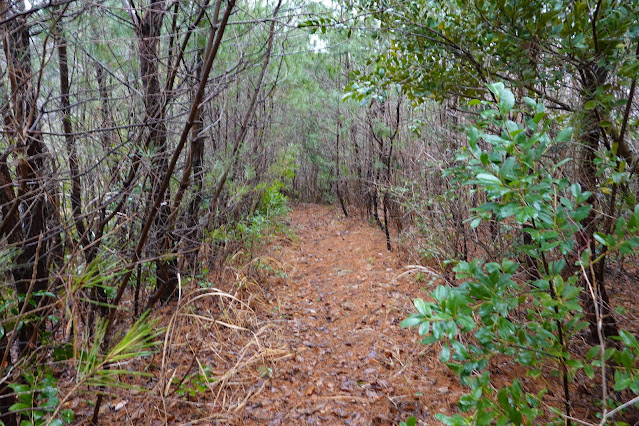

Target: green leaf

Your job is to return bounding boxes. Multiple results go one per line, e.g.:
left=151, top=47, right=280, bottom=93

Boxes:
left=497, top=388, right=509, bottom=410
left=467, top=126, right=480, bottom=149
left=418, top=321, right=431, bottom=336
left=414, top=298, right=431, bottom=316
left=510, top=407, right=522, bottom=424
left=401, top=416, right=417, bottom=426
left=435, top=413, right=467, bottom=425
left=10, top=402, right=31, bottom=412
left=594, top=232, right=610, bottom=246
left=487, top=82, right=515, bottom=114
left=584, top=364, right=595, bottom=379
left=483, top=134, right=509, bottom=146
left=500, top=90, right=515, bottom=115
left=528, top=369, right=541, bottom=379
left=476, top=173, right=502, bottom=186
left=619, top=237, right=639, bottom=254
left=584, top=100, right=597, bottom=110
left=421, top=335, right=439, bottom=345
left=480, top=151, right=489, bottom=165
left=618, top=330, right=639, bottom=348
left=440, top=343, right=451, bottom=362
left=555, top=127, right=573, bottom=143
left=400, top=314, right=423, bottom=328
left=614, top=369, right=631, bottom=391
left=585, top=346, right=600, bottom=361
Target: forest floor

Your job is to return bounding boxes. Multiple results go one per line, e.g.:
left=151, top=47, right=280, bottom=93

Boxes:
left=240, top=203, right=462, bottom=424
left=87, top=204, right=463, bottom=425
left=79, top=203, right=639, bottom=425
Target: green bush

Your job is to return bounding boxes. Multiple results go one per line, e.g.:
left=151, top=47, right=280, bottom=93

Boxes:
left=8, top=370, right=74, bottom=426
left=257, top=180, right=290, bottom=219
left=211, top=181, right=291, bottom=251
left=402, top=83, right=639, bottom=424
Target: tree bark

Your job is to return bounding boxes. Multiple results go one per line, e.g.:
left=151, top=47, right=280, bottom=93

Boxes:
left=1, top=0, right=51, bottom=353
left=136, top=0, right=178, bottom=302
left=185, top=49, right=206, bottom=269
left=578, top=66, right=618, bottom=342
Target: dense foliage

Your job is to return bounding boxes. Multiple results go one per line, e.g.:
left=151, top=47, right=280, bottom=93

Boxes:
left=403, top=86, right=639, bottom=424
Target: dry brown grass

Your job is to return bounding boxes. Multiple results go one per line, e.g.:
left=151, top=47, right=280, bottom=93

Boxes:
left=73, top=252, right=291, bottom=425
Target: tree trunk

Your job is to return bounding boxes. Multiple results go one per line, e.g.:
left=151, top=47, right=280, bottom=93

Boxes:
left=578, top=67, right=618, bottom=342
left=1, top=0, right=51, bottom=354
left=186, top=49, right=206, bottom=269
left=137, top=1, right=178, bottom=302
left=336, top=111, right=347, bottom=218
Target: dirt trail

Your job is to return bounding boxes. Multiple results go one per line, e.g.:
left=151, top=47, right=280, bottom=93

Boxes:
left=243, top=204, right=462, bottom=425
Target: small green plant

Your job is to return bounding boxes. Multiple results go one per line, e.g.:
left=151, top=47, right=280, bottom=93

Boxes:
left=8, top=369, right=74, bottom=426
left=399, top=416, right=417, bottom=426
left=212, top=180, right=291, bottom=251
left=258, top=180, right=290, bottom=219
left=172, top=367, right=218, bottom=398
left=258, top=366, right=273, bottom=378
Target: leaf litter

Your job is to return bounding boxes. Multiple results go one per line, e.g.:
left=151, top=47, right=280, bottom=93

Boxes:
left=241, top=204, right=462, bottom=424
left=83, top=204, right=462, bottom=425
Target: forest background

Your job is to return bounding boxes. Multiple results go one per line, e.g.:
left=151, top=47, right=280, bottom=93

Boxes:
left=0, top=0, right=639, bottom=424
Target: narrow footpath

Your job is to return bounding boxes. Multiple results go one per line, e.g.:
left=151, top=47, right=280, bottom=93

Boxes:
left=243, top=204, right=462, bottom=425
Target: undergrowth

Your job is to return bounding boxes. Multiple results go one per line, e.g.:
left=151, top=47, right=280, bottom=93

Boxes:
left=210, top=180, right=291, bottom=253
left=402, top=84, right=639, bottom=425
left=0, top=180, right=293, bottom=425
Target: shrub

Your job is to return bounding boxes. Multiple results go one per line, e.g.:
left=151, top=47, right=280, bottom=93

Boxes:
left=402, top=84, right=639, bottom=424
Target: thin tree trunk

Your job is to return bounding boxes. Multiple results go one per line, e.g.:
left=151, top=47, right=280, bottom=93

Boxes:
left=185, top=49, right=206, bottom=269
left=578, top=67, right=618, bottom=342
left=1, top=0, right=50, bottom=354
left=383, top=191, right=391, bottom=250
left=136, top=0, right=178, bottom=303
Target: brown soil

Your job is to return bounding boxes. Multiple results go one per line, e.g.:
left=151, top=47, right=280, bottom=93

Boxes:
left=241, top=204, right=462, bottom=424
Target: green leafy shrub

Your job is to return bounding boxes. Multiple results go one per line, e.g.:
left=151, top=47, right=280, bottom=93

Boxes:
left=8, top=370, right=74, bottom=426
left=402, top=83, right=639, bottom=424
left=210, top=181, right=291, bottom=251
left=257, top=180, right=290, bottom=219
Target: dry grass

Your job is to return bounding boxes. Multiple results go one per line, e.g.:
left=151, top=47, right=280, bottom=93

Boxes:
left=85, top=255, right=291, bottom=425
